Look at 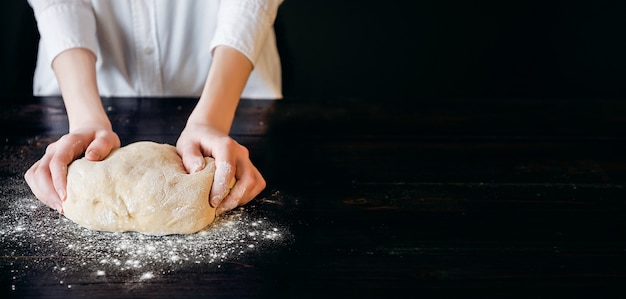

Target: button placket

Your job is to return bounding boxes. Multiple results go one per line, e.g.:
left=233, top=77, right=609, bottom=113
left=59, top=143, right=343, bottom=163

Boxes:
left=131, top=0, right=163, bottom=95
left=144, top=46, right=154, bottom=55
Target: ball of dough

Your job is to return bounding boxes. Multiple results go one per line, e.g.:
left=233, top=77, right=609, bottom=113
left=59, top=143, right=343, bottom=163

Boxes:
left=63, top=141, right=216, bottom=235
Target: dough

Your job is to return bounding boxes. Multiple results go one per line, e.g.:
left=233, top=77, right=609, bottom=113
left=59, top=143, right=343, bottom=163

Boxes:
left=63, top=141, right=216, bottom=235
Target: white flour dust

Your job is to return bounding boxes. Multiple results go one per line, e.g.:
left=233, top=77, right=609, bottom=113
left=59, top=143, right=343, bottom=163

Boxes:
left=1, top=176, right=291, bottom=288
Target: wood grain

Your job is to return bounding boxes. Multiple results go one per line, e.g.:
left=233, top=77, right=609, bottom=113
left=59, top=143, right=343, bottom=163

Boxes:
left=1, top=96, right=625, bottom=298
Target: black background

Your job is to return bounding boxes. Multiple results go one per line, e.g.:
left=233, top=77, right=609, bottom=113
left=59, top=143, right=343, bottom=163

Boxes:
left=2, top=0, right=626, bottom=100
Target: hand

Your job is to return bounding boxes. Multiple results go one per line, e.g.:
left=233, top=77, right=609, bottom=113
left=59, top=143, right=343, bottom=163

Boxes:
left=176, top=123, right=266, bottom=216
left=24, top=128, right=120, bottom=212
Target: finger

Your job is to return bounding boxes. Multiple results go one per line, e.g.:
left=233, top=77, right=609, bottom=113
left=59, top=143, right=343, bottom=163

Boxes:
left=177, top=141, right=206, bottom=174
left=24, top=159, right=41, bottom=185
left=56, top=134, right=87, bottom=160
left=24, top=161, right=42, bottom=200
left=25, top=159, right=63, bottom=212
left=49, top=137, right=86, bottom=202
left=216, top=163, right=266, bottom=215
left=210, top=160, right=235, bottom=208
left=49, top=159, right=68, bottom=202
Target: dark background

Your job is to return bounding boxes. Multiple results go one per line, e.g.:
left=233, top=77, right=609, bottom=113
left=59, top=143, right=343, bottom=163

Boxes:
left=2, top=0, right=626, bottom=100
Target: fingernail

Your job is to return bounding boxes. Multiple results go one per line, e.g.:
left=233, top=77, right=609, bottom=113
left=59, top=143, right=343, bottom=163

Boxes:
left=57, top=188, right=66, bottom=201
left=87, top=150, right=100, bottom=160
left=191, top=159, right=204, bottom=173
left=54, top=201, right=63, bottom=213
left=211, top=186, right=232, bottom=207
left=210, top=196, right=222, bottom=208
left=217, top=200, right=237, bottom=215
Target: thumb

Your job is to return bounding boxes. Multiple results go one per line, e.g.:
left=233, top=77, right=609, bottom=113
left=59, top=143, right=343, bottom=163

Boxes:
left=84, top=132, right=120, bottom=161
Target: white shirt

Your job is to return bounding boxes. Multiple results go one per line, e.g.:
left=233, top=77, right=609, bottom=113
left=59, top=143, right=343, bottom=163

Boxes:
left=28, top=0, right=283, bottom=99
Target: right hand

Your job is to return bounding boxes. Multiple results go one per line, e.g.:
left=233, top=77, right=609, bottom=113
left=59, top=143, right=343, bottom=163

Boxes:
left=176, top=122, right=266, bottom=216
left=24, top=127, right=120, bottom=212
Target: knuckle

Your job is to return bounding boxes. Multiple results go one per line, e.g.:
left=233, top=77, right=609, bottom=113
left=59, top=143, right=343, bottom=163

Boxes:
left=258, top=176, right=267, bottom=189
left=28, top=164, right=43, bottom=178
left=242, top=177, right=256, bottom=190
left=103, top=131, right=120, bottom=146
left=221, top=137, right=238, bottom=148
left=44, top=142, right=57, bottom=154
left=243, top=173, right=265, bottom=191
left=58, top=133, right=79, bottom=145
left=50, top=160, right=67, bottom=173
left=52, top=149, right=73, bottom=164
left=238, top=145, right=250, bottom=157
left=24, top=169, right=33, bottom=181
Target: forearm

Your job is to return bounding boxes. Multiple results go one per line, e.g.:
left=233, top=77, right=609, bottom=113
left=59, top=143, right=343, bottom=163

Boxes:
left=52, top=48, right=110, bottom=131
left=187, top=46, right=253, bottom=134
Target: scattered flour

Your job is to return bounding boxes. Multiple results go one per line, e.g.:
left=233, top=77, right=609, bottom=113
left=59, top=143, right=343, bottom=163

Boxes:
left=0, top=175, right=291, bottom=290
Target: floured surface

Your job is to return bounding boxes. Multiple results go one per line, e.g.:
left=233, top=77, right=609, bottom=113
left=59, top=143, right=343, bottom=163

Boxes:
left=64, top=141, right=217, bottom=235
left=0, top=154, right=291, bottom=293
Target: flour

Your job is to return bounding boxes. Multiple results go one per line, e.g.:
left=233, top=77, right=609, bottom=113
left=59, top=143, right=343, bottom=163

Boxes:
left=1, top=174, right=291, bottom=289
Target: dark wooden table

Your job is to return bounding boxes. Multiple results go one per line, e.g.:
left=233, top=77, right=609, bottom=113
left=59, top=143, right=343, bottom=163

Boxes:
left=1, top=96, right=626, bottom=298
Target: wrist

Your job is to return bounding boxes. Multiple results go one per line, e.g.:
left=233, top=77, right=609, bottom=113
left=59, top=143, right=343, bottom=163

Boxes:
left=186, top=95, right=236, bottom=135
left=68, top=113, right=112, bottom=133
left=184, top=116, right=229, bottom=137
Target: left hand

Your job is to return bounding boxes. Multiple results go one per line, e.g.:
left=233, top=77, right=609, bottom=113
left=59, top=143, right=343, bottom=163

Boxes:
left=176, top=122, right=266, bottom=215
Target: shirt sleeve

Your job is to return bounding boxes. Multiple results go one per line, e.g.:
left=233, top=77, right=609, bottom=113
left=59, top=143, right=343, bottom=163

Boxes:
left=209, top=0, right=283, bottom=66
left=28, top=0, right=98, bottom=66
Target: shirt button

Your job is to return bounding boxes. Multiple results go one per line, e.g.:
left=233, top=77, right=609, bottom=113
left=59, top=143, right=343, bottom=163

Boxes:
left=144, top=47, right=154, bottom=55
